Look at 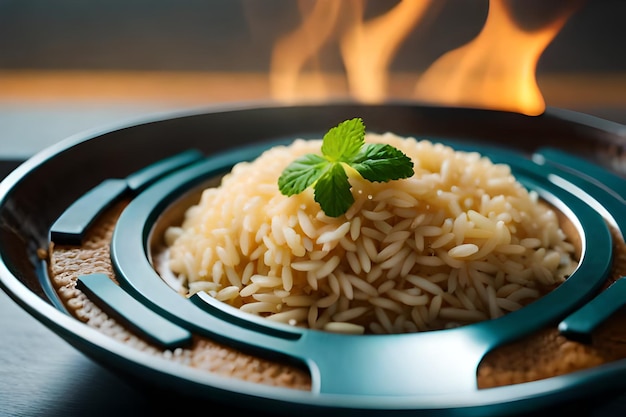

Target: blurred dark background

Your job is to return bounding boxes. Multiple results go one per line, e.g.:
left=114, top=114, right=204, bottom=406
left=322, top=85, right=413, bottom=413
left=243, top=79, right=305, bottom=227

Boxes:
left=0, top=0, right=625, bottom=158
left=0, top=0, right=624, bottom=73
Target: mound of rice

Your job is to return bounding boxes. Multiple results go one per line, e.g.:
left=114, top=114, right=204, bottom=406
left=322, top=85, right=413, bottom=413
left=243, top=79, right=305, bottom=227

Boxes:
left=163, top=133, right=578, bottom=334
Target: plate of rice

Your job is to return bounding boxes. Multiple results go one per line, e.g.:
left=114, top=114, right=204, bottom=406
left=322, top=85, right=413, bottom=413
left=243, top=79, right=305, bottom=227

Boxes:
left=1, top=102, right=625, bottom=416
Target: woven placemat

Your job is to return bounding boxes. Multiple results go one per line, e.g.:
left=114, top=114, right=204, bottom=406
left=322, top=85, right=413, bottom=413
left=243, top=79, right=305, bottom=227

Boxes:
left=44, top=198, right=626, bottom=391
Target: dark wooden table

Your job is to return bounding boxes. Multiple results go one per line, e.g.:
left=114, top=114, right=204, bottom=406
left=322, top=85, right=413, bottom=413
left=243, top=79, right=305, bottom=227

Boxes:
left=1, top=107, right=626, bottom=416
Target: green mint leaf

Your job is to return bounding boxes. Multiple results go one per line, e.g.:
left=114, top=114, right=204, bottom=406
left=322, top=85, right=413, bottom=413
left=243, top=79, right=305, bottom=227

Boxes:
left=313, top=162, right=354, bottom=217
left=278, top=153, right=327, bottom=196
left=321, top=117, right=365, bottom=162
left=350, top=143, right=414, bottom=182
left=278, top=118, right=416, bottom=217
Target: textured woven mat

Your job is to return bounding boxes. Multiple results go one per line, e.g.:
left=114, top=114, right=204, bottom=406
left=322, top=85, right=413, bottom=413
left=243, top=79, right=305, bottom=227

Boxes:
left=45, top=198, right=626, bottom=391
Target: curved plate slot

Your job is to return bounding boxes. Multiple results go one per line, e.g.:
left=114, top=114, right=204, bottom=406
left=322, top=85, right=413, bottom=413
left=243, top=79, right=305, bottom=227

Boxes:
left=49, top=149, right=204, bottom=245
left=535, top=147, right=626, bottom=201
left=77, top=273, right=192, bottom=349
left=190, top=291, right=302, bottom=340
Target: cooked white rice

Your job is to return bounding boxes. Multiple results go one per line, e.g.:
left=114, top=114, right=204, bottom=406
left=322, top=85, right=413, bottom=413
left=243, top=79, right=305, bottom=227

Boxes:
left=164, top=133, right=578, bottom=334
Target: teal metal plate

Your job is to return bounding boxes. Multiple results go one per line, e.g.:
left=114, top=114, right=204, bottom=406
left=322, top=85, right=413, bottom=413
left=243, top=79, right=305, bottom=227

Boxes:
left=108, top=140, right=613, bottom=401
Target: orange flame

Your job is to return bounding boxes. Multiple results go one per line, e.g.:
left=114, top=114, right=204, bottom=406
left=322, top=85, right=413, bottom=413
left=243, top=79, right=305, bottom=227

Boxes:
left=339, top=0, right=432, bottom=102
left=269, top=0, right=343, bottom=101
left=269, top=0, right=581, bottom=115
left=414, top=0, right=579, bottom=115
left=270, top=0, right=430, bottom=103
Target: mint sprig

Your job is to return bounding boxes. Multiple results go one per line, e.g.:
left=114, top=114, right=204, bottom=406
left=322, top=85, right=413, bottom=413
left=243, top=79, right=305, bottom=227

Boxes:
left=278, top=118, right=414, bottom=217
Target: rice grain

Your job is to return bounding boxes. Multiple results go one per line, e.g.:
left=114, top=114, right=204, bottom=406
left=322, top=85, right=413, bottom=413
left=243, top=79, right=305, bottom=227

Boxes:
left=165, top=134, right=578, bottom=334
